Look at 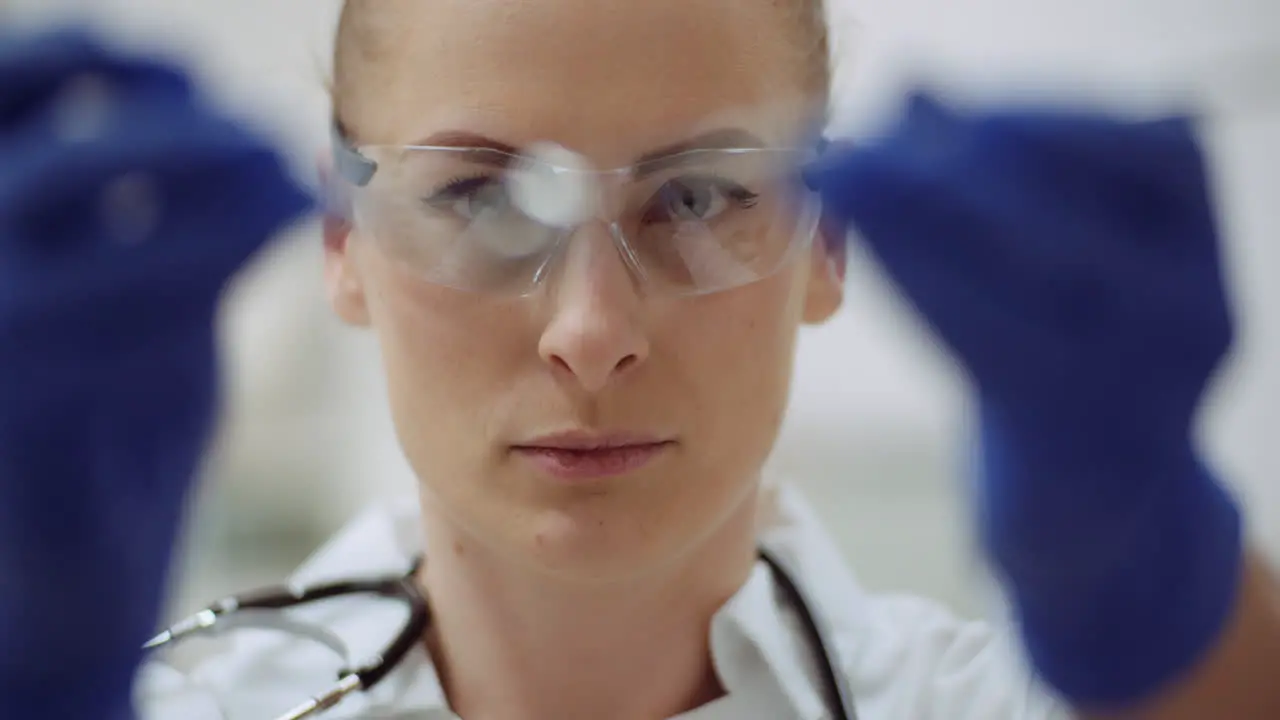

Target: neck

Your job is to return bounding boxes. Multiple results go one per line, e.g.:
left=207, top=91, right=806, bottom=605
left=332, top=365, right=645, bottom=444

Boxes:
left=418, top=492, right=759, bottom=720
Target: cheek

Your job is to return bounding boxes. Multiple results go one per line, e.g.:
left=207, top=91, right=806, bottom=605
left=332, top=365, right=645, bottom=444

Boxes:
left=665, top=267, right=806, bottom=471
left=360, top=259, right=530, bottom=470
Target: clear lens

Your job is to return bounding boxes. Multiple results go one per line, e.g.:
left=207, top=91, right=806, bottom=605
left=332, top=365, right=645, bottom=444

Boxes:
left=350, top=145, right=818, bottom=296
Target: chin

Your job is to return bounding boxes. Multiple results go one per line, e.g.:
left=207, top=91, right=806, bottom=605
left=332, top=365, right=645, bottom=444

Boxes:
left=510, top=500, right=695, bottom=583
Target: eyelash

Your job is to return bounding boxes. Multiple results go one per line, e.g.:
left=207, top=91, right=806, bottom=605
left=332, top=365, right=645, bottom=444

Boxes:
left=423, top=174, right=498, bottom=206
left=700, top=175, right=760, bottom=207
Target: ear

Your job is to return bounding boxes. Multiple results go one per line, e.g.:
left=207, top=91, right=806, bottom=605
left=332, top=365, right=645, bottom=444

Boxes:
left=802, top=218, right=845, bottom=325
left=319, top=153, right=372, bottom=327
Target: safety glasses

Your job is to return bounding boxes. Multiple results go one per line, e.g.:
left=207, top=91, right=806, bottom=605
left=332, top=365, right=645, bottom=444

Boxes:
left=330, top=131, right=822, bottom=297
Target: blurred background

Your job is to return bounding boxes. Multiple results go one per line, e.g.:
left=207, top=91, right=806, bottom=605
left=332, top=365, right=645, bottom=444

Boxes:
left=5, top=0, right=1276, bottom=622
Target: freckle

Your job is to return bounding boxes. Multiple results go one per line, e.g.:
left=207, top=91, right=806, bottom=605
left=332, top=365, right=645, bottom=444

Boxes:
left=452, top=540, right=465, bottom=557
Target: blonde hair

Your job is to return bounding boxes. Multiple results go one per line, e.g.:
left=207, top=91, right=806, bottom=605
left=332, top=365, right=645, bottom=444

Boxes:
left=331, top=0, right=833, bottom=133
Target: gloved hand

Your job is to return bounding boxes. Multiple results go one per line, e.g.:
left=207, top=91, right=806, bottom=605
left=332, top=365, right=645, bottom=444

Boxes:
left=804, top=91, right=1242, bottom=707
left=0, top=30, right=311, bottom=717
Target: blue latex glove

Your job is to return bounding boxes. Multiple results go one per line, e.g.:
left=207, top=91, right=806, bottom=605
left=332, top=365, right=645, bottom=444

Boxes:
left=0, top=30, right=312, bottom=718
left=804, top=92, right=1242, bottom=707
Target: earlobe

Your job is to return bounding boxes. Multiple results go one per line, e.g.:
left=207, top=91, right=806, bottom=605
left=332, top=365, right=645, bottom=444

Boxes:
left=323, top=215, right=372, bottom=327
left=801, top=223, right=846, bottom=325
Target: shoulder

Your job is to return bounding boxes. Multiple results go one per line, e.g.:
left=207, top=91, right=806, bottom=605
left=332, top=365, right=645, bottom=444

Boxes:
left=840, top=593, right=1070, bottom=719
left=763, top=482, right=1071, bottom=720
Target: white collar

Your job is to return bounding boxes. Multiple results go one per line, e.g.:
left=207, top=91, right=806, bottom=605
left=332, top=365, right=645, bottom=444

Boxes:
left=196, top=484, right=858, bottom=719
left=157, top=484, right=1072, bottom=720
left=707, top=559, right=832, bottom=719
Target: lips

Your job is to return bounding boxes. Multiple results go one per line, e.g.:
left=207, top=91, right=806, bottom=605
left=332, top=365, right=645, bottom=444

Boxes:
left=511, top=431, right=674, bottom=481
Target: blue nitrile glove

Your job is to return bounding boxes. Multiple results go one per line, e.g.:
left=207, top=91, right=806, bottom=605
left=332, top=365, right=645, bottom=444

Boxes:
left=0, top=30, right=312, bottom=719
left=804, top=91, right=1242, bottom=707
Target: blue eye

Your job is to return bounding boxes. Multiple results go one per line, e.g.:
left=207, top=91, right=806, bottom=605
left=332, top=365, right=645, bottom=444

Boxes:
left=646, top=176, right=759, bottom=223
left=423, top=176, right=511, bottom=220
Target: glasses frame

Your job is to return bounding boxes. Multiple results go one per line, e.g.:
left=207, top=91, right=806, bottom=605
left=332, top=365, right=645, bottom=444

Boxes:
left=328, top=127, right=828, bottom=297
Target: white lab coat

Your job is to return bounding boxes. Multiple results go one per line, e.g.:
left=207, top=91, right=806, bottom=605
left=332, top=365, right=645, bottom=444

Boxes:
left=135, top=483, right=1071, bottom=719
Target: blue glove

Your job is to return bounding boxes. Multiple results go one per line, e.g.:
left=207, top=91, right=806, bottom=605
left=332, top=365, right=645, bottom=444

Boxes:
left=804, top=92, right=1242, bottom=707
left=0, top=30, right=312, bottom=718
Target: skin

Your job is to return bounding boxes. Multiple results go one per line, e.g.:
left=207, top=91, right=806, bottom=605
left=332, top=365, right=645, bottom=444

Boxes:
left=323, top=1, right=842, bottom=718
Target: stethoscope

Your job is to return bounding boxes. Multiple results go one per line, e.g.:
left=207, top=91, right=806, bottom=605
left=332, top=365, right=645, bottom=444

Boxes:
left=145, top=546, right=857, bottom=720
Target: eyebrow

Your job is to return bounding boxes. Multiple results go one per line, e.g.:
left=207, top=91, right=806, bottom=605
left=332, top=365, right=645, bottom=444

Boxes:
left=635, top=128, right=766, bottom=168
left=408, top=127, right=766, bottom=172
left=409, top=131, right=521, bottom=168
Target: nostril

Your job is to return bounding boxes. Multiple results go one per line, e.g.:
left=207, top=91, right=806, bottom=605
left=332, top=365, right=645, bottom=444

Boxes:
left=550, top=355, right=574, bottom=375
left=547, top=352, right=639, bottom=385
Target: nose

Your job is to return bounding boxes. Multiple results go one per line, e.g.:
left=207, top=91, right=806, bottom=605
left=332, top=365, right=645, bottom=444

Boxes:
left=538, top=224, right=649, bottom=393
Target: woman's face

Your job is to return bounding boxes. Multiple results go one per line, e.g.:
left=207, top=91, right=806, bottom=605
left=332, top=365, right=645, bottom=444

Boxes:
left=326, top=0, right=843, bottom=581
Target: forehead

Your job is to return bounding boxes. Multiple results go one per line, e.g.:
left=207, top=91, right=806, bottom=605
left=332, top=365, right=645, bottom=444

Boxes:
left=342, top=0, right=815, bottom=162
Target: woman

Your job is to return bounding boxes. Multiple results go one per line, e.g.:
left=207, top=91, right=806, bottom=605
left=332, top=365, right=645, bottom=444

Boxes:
left=152, top=1, right=884, bottom=716
left=4, top=1, right=1279, bottom=719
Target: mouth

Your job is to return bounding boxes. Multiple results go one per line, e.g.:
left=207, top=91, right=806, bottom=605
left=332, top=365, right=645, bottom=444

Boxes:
left=511, top=431, right=675, bottom=482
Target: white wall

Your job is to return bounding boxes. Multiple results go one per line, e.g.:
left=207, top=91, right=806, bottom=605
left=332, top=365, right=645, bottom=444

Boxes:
left=6, top=0, right=1276, bottom=619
